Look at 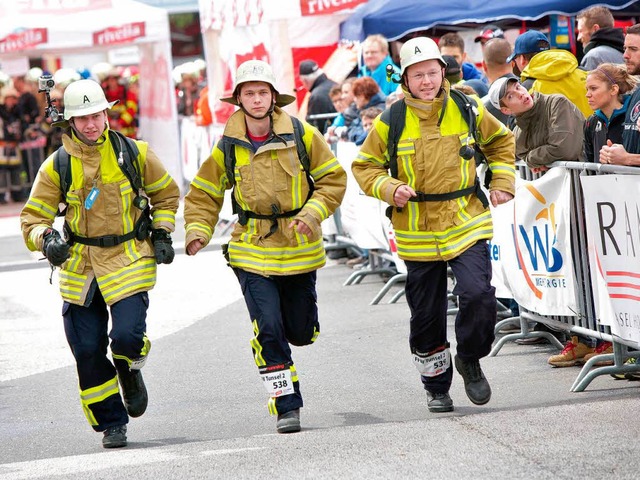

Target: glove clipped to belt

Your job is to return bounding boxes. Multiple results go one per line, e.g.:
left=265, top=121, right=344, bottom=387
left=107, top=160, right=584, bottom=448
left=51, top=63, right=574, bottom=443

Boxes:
left=42, top=228, right=70, bottom=266
left=151, top=228, right=174, bottom=264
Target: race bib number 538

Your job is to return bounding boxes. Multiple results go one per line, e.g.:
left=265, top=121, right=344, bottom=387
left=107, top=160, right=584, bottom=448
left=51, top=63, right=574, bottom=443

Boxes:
left=259, top=364, right=295, bottom=397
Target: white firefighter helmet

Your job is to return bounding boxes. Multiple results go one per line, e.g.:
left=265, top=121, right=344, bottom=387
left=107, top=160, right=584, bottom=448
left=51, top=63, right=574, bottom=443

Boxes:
left=221, top=60, right=295, bottom=107
left=26, top=67, right=43, bottom=82
left=63, top=79, right=117, bottom=120
left=399, top=37, right=446, bottom=75
left=54, top=68, right=81, bottom=88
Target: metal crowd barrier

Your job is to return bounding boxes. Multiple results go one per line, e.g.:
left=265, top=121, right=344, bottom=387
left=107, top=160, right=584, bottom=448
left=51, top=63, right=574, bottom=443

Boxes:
left=490, top=161, right=640, bottom=392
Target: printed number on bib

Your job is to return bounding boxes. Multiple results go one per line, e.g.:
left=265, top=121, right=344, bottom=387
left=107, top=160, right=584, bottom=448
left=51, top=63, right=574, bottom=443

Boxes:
left=413, top=348, right=451, bottom=377
left=260, top=365, right=295, bottom=397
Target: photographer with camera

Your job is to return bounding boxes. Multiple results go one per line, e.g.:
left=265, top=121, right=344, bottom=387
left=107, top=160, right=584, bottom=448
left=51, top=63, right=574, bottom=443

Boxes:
left=351, top=36, right=515, bottom=413
left=20, top=78, right=180, bottom=449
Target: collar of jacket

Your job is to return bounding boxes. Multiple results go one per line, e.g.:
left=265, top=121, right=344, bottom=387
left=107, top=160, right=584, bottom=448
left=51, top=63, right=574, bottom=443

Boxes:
left=585, top=27, right=625, bottom=54
left=61, top=129, right=109, bottom=158
left=222, top=106, right=295, bottom=143
left=403, top=80, right=447, bottom=120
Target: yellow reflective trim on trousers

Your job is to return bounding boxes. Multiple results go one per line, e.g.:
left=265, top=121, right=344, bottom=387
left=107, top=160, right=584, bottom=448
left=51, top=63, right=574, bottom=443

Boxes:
left=311, top=326, right=319, bottom=344
left=79, top=376, right=120, bottom=426
left=251, top=319, right=266, bottom=367
left=268, top=397, right=277, bottom=416
left=112, top=335, right=151, bottom=366
left=290, top=364, right=299, bottom=382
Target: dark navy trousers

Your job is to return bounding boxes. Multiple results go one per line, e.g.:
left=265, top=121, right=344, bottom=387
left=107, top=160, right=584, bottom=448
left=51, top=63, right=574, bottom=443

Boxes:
left=62, top=286, right=149, bottom=431
left=405, top=241, right=496, bottom=394
left=234, top=269, right=319, bottom=415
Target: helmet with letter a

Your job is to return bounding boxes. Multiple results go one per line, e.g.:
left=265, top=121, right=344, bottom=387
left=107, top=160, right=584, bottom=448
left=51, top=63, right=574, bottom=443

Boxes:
left=63, top=79, right=118, bottom=120
left=399, top=36, right=446, bottom=75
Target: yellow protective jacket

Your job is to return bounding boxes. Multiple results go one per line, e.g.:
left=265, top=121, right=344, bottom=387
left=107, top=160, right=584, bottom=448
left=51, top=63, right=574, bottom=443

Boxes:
left=351, top=82, right=515, bottom=262
left=20, top=129, right=180, bottom=306
left=521, top=49, right=592, bottom=118
left=184, top=107, right=347, bottom=276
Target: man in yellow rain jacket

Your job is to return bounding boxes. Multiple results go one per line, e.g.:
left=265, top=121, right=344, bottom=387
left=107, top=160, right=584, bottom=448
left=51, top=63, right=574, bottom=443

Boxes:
left=352, top=37, right=515, bottom=413
left=184, top=60, right=346, bottom=434
left=20, top=79, right=180, bottom=448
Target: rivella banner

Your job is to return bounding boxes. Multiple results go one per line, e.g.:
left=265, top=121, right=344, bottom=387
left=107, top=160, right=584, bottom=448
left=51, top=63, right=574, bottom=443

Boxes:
left=581, top=174, right=640, bottom=345
left=499, top=167, right=578, bottom=315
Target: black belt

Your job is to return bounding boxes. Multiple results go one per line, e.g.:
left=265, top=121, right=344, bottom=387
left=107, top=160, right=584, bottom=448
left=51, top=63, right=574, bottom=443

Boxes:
left=68, top=229, right=137, bottom=247
left=238, top=203, right=303, bottom=239
left=408, top=180, right=488, bottom=208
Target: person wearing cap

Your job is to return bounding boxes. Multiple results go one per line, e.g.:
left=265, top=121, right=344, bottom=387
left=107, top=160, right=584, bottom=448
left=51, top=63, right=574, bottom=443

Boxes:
left=488, top=75, right=585, bottom=172
left=183, top=60, right=346, bottom=434
left=439, top=32, right=488, bottom=84
left=358, top=34, right=401, bottom=96
left=474, top=24, right=505, bottom=48
left=19, top=78, right=180, bottom=449
left=298, top=59, right=337, bottom=134
left=599, top=23, right=640, bottom=166
left=576, top=6, right=624, bottom=71
left=508, top=29, right=592, bottom=118
left=352, top=36, right=515, bottom=414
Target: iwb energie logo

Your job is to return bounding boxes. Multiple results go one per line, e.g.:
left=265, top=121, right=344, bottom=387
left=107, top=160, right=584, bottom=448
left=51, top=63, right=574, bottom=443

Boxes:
left=512, top=184, right=565, bottom=299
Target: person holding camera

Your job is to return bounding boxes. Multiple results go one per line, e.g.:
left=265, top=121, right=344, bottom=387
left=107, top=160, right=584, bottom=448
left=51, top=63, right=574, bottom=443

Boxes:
left=351, top=36, right=515, bottom=413
left=20, top=78, right=180, bottom=449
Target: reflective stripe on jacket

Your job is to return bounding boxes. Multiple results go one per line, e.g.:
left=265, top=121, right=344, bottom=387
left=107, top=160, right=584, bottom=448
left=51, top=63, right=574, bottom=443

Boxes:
left=184, top=107, right=347, bottom=276
left=20, top=129, right=180, bottom=306
left=351, top=82, right=515, bottom=262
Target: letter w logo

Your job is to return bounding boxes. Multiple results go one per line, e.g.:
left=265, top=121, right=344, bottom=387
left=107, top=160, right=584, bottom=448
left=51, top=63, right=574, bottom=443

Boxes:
left=518, top=224, right=563, bottom=273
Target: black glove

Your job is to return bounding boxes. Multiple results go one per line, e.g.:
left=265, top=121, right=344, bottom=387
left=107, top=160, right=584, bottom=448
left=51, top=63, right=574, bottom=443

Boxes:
left=42, top=228, right=70, bottom=266
left=151, top=228, right=174, bottom=264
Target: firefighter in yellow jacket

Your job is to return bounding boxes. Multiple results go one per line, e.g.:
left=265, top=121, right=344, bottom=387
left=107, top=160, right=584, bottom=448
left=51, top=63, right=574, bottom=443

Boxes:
left=352, top=37, right=516, bottom=413
left=20, top=79, right=180, bottom=448
left=183, top=60, right=346, bottom=434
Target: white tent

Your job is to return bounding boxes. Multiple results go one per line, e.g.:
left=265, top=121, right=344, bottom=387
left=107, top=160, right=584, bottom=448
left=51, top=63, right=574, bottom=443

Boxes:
left=0, top=0, right=182, bottom=189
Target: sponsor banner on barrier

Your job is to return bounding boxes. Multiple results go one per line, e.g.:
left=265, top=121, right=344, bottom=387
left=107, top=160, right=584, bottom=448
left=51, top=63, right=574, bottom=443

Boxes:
left=499, top=167, right=578, bottom=315
left=581, top=174, right=640, bottom=345
left=489, top=197, right=515, bottom=299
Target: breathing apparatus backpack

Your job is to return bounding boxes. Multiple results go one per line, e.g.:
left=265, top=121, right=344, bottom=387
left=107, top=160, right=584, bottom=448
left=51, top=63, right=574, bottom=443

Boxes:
left=54, top=130, right=151, bottom=247
left=383, top=88, right=491, bottom=218
left=218, top=116, right=314, bottom=238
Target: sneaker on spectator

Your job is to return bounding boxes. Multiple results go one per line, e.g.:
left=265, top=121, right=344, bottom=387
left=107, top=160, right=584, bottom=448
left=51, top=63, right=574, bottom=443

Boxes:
left=582, top=341, right=613, bottom=366
left=547, top=336, right=594, bottom=367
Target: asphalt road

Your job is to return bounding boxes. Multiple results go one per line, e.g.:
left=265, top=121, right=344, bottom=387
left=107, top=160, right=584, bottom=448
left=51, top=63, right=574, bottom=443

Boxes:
left=1, top=212, right=640, bottom=479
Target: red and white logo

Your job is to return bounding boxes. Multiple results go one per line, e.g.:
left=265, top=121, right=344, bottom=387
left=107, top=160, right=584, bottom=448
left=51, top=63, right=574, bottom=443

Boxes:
left=0, top=28, right=48, bottom=53
left=93, top=22, right=145, bottom=46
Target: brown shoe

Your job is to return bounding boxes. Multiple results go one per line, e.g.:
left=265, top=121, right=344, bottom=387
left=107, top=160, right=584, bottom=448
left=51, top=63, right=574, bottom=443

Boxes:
left=582, top=342, right=613, bottom=366
left=548, top=336, right=594, bottom=367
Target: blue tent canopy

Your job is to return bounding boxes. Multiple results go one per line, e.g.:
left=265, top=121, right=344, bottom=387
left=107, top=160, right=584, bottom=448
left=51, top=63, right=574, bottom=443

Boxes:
left=340, top=0, right=639, bottom=41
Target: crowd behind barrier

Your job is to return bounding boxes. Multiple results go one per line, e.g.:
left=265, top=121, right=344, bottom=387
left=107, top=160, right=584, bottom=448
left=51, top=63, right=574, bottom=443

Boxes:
left=328, top=138, right=640, bottom=392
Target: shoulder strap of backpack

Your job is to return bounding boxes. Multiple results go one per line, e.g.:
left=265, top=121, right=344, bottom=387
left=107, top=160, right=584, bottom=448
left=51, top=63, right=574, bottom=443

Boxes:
left=54, top=146, right=71, bottom=194
left=291, top=116, right=310, bottom=174
left=108, top=130, right=142, bottom=191
left=381, top=99, right=407, bottom=179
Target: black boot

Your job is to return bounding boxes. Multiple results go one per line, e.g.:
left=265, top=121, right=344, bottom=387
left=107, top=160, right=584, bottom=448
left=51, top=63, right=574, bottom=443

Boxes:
left=102, top=424, right=127, bottom=448
left=454, top=355, right=491, bottom=405
left=117, top=368, right=148, bottom=418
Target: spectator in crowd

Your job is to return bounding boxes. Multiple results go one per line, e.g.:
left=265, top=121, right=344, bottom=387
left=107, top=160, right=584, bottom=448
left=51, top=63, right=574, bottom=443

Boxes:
left=183, top=60, right=346, bottom=434
left=352, top=105, right=383, bottom=146
left=339, top=77, right=360, bottom=130
left=576, top=5, right=625, bottom=71
left=324, top=85, right=347, bottom=144
left=571, top=63, right=637, bottom=367
left=0, top=86, right=25, bottom=203
left=346, top=76, right=386, bottom=144
left=599, top=23, right=640, bottom=166
left=481, top=38, right=517, bottom=127
left=474, top=24, right=505, bottom=49
left=175, top=63, right=202, bottom=117
left=352, top=36, right=515, bottom=414
left=439, top=32, right=487, bottom=84
left=359, top=34, right=401, bottom=96
left=508, top=30, right=592, bottom=118
left=299, top=60, right=337, bottom=134
left=442, top=54, right=488, bottom=97
left=489, top=76, right=584, bottom=172
left=385, top=84, right=405, bottom=108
